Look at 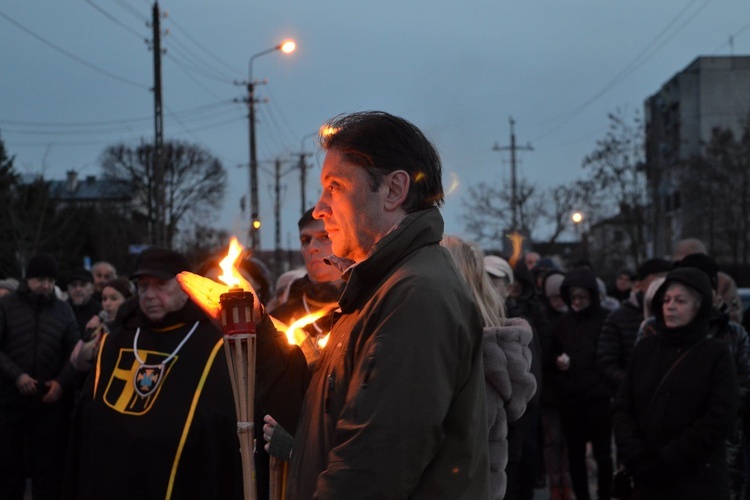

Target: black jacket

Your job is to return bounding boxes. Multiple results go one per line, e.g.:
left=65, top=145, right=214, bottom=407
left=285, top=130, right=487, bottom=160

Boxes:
left=596, top=297, right=644, bottom=394
left=551, top=268, right=610, bottom=401
left=0, top=283, right=80, bottom=409
left=613, top=268, right=738, bottom=499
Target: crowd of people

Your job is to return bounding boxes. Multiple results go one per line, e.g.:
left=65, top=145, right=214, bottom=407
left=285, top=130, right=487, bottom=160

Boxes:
left=0, top=110, right=748, bottom=500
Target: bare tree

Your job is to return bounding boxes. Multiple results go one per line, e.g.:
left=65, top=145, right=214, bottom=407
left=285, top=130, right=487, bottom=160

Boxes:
left=581, top=108, right=648, bottom=264
left=682, top=119, right=750, bottom=266
left=101, top=140, right=227, bottom=248
left=461, top=177, right=544, bottom=247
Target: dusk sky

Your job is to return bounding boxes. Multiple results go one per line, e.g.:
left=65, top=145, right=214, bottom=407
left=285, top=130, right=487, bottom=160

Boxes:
left=1, top=1, right=747, bottom=250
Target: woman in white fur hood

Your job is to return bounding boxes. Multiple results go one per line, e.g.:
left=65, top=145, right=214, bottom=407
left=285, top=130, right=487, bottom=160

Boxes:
left=441, top=236, right=538, bottom=499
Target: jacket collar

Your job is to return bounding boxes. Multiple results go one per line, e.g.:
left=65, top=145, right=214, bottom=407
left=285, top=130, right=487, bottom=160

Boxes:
left=336, top=207, right=444, bottom=313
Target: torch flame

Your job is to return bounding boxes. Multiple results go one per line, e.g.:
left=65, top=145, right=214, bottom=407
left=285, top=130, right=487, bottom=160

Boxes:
left=507, top=231, right=525, bottom=269
left=285, top=310, right=329, bottom=345
left=446, top=172, right=460, bottom=196
left=218, top=237, right=244, bottom=287
left=318, top=333, right=330, bottom=348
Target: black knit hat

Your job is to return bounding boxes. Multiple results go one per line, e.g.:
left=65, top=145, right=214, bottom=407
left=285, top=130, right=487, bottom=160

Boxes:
left=653, top=267, right=713, bottom=324
left=636, top=258, right=672, bottom=281
left=675, top=253, right=719, bottom=290
left=26, top=253, right=58, bottom=280
left=130, top=247, right=191, bottom=281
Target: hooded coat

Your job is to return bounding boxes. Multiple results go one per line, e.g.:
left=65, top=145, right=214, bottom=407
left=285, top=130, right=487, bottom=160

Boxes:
left=551, top=268, right=610, bottom=400
left=612, top=268, right=738, bottom=500
left=483, top=317, right=537, bottom=500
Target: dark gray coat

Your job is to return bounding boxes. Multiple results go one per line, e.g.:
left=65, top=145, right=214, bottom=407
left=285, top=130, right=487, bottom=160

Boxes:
left=0, top=283, right=79, bottom=409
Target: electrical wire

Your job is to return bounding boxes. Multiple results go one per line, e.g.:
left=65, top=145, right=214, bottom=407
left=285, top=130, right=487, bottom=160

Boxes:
left=0, top=100, right=235, bottom=130
left=710, top=19, right=750, bottom=54
left=111, top=0, right=149, bottom=23
left=165, top=14, right=239, bottom=78
left=0, top=9, right=150, bottom=90
left=165, top=32, right=237, bottom=82
left=531, top=0, right=712, bottom=144
left=82, top=0, right=146, bottom=41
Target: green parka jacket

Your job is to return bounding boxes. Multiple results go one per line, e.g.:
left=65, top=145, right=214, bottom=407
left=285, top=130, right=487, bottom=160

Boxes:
left=257, top=207, right=490, bottom=499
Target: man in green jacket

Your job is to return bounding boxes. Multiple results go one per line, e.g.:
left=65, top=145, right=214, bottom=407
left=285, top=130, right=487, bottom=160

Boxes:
left=253, top=111, right=489, bottom=498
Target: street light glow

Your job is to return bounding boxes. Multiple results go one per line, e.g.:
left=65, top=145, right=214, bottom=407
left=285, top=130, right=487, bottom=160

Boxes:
left=571, top=211, right=584, bottom=224
left=280, top=40, right=296, bottom=53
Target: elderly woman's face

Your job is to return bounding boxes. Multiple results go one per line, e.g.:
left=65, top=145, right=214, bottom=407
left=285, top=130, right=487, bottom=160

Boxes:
left=662, top=283, right=702, bottom=328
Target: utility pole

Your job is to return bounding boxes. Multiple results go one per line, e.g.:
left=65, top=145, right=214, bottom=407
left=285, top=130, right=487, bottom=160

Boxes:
left=234, top=80, right=269, bottom=250
left=493, top=116, right=533, bottom=231
left=295, top=150, right=312, bottom=216
left=150, top=1, right=166, bottom=247
left=271, top=158, right=296, bottom=278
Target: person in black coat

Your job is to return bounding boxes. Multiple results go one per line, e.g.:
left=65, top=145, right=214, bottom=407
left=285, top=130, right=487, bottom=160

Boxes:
left=0, top=254, right=80, bottom=500
left=596, top=259, right=671, bottom=395
left=612, top=268, right=738, bottom=500
left=552, top=267, right=612, bottom=500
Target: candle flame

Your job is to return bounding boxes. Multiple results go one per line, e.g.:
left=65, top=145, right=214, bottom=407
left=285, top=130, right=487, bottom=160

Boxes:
left=218, top=237, right=244, bottom=287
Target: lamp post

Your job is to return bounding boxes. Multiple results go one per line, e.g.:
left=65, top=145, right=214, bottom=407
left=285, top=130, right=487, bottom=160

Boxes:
left=246, top=40, right=296, bottom=250
left=571, top=211, right=586, bottom=258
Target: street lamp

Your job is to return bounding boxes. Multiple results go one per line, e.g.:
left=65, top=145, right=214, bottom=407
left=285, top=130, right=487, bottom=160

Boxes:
left=246, top=39, right=296, bottom=250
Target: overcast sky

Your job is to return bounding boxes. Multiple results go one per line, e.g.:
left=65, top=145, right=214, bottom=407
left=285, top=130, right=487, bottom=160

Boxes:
left=1, top=1, right=747, bottom=250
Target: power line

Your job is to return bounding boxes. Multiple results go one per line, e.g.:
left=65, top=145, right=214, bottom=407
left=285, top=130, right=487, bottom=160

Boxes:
left=82, top=0, right=146, bottom=41
left=165, top=14, right=239, bottom=78
left=531, top=0, right=712, bottom=144
left=165, top=31, right=237, bottom=82
left=0, top=9, right=150, bottom=90
left=711, top=19, right=750, bottom=53
left=110, top=0, right=149, bottom=23
left=0, top=100, right=234, bottom=129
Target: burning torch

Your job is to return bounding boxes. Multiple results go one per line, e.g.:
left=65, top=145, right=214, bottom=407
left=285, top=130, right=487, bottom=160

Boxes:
left=216, top=238, right=259, bottom=500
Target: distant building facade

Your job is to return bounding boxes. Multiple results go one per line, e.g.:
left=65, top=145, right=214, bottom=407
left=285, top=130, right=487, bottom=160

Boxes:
left=644, top=55, right=750, bottom=259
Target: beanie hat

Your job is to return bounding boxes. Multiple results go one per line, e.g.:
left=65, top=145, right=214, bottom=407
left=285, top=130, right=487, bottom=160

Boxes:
left=636, top=258, right=672, bottom=281
left=102, top=277, right=134, bottom=299
left=653, top=267, right=713, bottom=324
left=544, top=272, right=565, bottom=298
left=484, top=255, right=514, bottom=285
left=675, top=253, right=719, bottom=290
left=130, top=247, right=191, bottom=281
left=26, top=253, right=58, bottom=280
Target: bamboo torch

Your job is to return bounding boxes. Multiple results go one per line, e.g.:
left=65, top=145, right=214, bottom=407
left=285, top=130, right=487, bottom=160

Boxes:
left=213, top=237, right=258, bottom=500
left=219, top=287, right=257, bottom=500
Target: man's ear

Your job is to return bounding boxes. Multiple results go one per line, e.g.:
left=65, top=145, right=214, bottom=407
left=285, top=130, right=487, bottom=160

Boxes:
left=382, top=170, right=410, bottom=211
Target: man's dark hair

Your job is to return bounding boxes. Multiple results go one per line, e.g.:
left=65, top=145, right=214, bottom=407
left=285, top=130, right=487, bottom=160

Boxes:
left=298, top=207, right=316, bottom=231
left=319, top=111, right=444, bottom=213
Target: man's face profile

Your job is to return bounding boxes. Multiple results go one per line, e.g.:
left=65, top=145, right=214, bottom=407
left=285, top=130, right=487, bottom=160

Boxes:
left=313, top=149, right=386, bottom=263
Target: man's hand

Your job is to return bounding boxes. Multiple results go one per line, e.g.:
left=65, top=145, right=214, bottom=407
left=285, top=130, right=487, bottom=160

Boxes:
left=16, top=373, right=38, bottom=395
left=263, top=414, right=279, bottom=453
left=42, top=380, right=62, bottom=403
left=176, top=271, right=262, bottom=322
